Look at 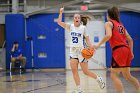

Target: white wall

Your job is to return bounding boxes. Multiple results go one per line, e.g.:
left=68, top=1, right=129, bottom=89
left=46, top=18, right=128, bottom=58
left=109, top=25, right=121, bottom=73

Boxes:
left=0, top=14, right=5, bottom=24
left=65, top=15, right=106, bottom=69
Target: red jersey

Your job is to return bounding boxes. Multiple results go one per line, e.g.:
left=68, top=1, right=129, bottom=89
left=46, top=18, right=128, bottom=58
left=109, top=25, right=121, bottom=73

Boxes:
left=109, top=20, right=128, bottom=48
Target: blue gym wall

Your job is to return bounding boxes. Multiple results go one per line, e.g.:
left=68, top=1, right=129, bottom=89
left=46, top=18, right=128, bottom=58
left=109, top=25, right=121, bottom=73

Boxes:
left=106, top=12, right=140, bottom=67
left=26, top=14, right=65, bottom=68
left=5, top=12, right=140, bottom=69
left=5, top=13, right=65, bottom=69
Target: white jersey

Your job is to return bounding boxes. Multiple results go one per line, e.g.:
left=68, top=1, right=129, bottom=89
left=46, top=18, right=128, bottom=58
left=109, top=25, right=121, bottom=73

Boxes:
left=65, top=24, right=89, bottom=48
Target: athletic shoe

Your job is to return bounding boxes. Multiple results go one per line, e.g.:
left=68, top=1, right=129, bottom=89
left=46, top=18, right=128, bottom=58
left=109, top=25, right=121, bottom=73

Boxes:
left=72, top=88, right=85, bottom=93
left=97, top=76, right=105, bottom=89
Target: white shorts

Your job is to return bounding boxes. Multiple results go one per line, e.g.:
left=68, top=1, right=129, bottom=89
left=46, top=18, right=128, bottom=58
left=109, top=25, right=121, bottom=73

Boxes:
left=70, top=47, right=88, bottom=62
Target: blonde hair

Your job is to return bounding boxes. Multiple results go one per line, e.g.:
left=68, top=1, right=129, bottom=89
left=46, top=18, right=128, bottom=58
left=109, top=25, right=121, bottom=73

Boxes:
left=74, top=14, right=91, bottom=26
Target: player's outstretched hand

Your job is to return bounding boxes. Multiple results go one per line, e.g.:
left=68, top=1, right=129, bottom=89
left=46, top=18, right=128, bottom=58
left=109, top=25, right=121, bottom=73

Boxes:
left=59, top=7, right=64, bottom=13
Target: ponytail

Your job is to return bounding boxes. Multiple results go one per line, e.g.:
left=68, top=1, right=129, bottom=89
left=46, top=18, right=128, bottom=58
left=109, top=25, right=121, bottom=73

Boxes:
left=81, top=15, right=91, bottom=25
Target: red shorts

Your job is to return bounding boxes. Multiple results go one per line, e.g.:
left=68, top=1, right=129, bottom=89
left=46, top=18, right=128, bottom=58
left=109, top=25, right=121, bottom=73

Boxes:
left=112, top=46, right=132, bottom=68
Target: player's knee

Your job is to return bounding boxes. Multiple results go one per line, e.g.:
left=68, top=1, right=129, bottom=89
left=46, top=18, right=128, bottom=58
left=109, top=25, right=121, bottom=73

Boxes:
left=23, top=57, right=26, bottom=61
left=83, top=70, right=89, bottom=75
left=71, top=68, right=78, bottom=74
left=124, top=75, right=132, bottom=81
left=11, top=58, right=15, bottom=62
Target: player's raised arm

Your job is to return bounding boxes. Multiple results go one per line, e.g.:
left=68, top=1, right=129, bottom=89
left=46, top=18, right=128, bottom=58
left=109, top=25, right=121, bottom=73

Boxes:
left=57, top=7, right=66, bottom=28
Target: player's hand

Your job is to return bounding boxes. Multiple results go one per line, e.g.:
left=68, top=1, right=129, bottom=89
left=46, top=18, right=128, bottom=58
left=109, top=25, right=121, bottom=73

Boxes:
left=89, top=45, right=94, bottom=50
left=60, top=7, right=64, bottom=13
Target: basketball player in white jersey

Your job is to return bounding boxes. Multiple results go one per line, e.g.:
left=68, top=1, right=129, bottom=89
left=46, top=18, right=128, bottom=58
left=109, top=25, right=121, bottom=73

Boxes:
left=57, top=8, right=105, bottom=93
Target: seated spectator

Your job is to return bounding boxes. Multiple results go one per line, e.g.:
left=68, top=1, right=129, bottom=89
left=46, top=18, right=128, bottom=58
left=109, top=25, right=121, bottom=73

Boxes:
left=11, top=41, right=26, bottom=72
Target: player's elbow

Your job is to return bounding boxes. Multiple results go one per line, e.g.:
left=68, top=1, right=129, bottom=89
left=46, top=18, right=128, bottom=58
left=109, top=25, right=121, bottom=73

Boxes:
left=106, top=34, right=112, bottom=39
left=57, top=20, right=61, bottom=25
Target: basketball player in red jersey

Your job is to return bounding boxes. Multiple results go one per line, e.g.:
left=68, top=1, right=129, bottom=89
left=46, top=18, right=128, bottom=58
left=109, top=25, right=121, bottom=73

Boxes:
left=95, top=6, right=140, bottom=93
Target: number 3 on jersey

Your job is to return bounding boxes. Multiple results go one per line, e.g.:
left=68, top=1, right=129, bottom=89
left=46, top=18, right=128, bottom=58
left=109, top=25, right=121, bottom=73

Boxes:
left=72, top=37, right=78, bottom=43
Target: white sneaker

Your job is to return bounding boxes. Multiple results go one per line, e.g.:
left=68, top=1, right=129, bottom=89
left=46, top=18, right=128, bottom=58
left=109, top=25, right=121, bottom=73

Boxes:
left=97, top=76, right=105, bottom=89
left=72, top=89, right=85, bottom=93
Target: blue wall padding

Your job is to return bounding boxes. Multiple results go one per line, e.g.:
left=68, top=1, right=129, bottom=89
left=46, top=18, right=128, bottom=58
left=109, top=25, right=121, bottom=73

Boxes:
left=26, top=14, right=65, bottom=68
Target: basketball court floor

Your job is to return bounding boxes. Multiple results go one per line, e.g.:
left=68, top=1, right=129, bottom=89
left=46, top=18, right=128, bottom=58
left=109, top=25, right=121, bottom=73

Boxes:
left=0, top=69, right=139, bottom=93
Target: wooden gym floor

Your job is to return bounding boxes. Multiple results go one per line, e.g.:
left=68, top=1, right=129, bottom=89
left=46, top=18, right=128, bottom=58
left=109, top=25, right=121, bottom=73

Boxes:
left=0, top=69, right=139, bottom=93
